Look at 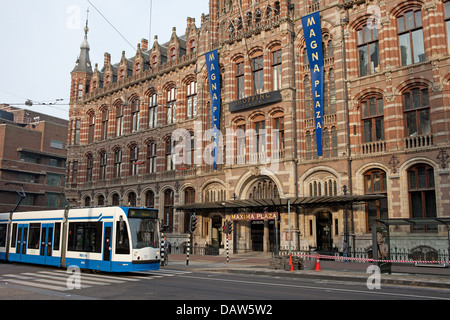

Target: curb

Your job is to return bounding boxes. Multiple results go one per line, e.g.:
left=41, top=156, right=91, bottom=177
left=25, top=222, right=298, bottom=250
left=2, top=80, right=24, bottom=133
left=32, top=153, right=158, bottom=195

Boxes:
left=192, top=266, right=450, bottom=289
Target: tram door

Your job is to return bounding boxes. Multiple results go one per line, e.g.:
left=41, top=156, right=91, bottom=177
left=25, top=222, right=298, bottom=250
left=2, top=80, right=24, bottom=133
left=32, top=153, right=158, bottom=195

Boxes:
left=103, top=222, right=112, bottom=270
left=40, top=224, right=53, bottom=264
left=15, top=225, right=28, bottom=260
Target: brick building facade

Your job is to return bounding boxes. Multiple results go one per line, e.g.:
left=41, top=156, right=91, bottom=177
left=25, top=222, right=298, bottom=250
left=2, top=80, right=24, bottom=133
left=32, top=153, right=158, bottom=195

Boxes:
left=66, top=0, right=450, bottom=255
left=0, top=105, right=68, bottom=212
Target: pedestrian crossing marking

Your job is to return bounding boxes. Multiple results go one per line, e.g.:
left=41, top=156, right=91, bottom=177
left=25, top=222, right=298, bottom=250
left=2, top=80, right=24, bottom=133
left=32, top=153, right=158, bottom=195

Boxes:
left=0, top=268, right=191, bottom=292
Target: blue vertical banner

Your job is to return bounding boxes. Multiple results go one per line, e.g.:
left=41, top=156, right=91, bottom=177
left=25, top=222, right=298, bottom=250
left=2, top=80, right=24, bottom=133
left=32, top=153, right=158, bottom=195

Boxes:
left=205, top=49, right=221, bottom=169
left=301, top=12, right=324, bottom=156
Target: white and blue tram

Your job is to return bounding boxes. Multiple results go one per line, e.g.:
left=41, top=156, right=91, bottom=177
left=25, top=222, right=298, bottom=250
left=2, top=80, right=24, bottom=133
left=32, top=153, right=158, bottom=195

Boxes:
left=0, top=206, right=161, bottom=272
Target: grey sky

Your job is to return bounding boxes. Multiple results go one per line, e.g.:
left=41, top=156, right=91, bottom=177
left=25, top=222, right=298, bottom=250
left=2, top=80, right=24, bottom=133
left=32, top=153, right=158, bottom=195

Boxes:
left=0, top=0, right=209, bottom=119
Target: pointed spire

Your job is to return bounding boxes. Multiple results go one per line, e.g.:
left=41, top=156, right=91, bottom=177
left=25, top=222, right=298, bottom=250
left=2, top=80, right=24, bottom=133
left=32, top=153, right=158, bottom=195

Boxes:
left=72, top=8, right=93, bottom=74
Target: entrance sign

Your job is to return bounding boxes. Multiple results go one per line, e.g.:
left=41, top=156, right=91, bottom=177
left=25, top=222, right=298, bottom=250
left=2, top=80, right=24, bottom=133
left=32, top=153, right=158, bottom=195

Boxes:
left=205, top=49, right=221, bottom=170
left=301, top=12, right=324, bottom=156
left=231, top=212, right=279, bottom=221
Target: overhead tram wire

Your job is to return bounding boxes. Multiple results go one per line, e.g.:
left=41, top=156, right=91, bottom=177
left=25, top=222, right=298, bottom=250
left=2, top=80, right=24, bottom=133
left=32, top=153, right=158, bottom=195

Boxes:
left=86, top=0, right=135, bottom=51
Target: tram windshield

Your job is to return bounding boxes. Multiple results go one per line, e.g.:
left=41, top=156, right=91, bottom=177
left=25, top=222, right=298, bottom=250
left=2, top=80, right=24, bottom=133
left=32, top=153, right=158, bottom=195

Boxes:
left=128, top=217, right=159, bottom=249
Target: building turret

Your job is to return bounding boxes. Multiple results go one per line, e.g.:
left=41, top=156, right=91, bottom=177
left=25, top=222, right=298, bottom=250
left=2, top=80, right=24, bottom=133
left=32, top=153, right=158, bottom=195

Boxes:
left=70, top=14, right=93, bottom=102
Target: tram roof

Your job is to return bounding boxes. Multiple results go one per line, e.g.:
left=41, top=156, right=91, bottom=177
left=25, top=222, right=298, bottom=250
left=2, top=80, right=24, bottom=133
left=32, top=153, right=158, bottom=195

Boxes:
left=175, top=195, right=386, bottom=212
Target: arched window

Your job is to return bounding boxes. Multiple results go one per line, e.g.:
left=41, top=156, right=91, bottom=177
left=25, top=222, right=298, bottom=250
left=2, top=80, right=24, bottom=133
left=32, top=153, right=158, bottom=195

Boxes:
left=128, top=192, right=136, bottom=207
left=165, top=138, right=174, bottom=171
left=147, top=141, right=157, bottom=174
left=116, top=102, right=124, bottom=137
left=403, top=86, right=430, bottom=137
left=361, top=96, right=385, bottom=142
left=357, top=21, right=380, bottom=76
left=397, top=7, right=425, bottom=66
left=86, top=154, right=93, bottom=182
left=364, top=169, right=388, bottom=231
left=304, top=75, right=312, bottom=119
left=129, top=145, right=139, bottom=176
left=445, top=1, right=450, bottom=53
left=88, top=112, right=95, bottom=144
left=147, top=91, right=158, bottom=129
left=99, top=151, right=107, bottom=180
left=272, top=48, right=282, bottom=91
left=236, top=59, right=245, bottom=99
left=97, top=195, right=105, bottom=206
left=166, top=87, right=177, bottom=124
left=185, top=187, right=195, bottom=204
left=247, top=177, right=278, bottom=200
left=113, top=148, right=122, bottom=178
left=112, top=193, right=120, bottom=206
left=131, top=97, right=140, bottom=132
left=101, top=107, right=109, bottom=140
left=164, top=189, right=174, bottom=231
left=145, top=190, right=154, bottom=208
left=235, top=120, right=246, bottom=164
left=84, top=196, right=91, bottom=207
left=408, top=164, right=437, bottom=232
left=187, top=81, right=197, bottom=119
left=252, top=53, right=264, bottom=94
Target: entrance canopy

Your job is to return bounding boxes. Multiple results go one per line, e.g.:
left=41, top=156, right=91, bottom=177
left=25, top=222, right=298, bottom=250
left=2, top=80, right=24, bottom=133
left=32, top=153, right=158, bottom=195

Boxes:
left=176, top=195, right=385, bottom=212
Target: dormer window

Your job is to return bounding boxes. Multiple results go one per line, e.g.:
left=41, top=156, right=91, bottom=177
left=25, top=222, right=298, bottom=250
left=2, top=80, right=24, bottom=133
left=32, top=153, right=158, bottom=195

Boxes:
left=135, top=62, right=141, bottom=74
left=119, top=69, right=125, bottom=81
left=170, top=47, right=176, bottom=61
left=189, top=40, right=196, bottom=54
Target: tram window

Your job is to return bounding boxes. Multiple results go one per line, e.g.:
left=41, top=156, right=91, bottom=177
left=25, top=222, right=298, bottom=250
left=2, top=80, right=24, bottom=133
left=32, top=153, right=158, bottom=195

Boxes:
left=116, top=221, right=130, bottom=254
left=28, top=223, right=41, bottom=249
left=68, top=222, right=102, bottom=253
left=0, top=224, right=6, bottom=247
left=11, top=224, right=17, bottom=248
left=54, top=223, right=61, bottom=251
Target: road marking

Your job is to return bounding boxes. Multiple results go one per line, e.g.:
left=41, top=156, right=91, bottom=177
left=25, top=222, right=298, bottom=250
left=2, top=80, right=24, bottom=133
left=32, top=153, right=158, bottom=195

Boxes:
left=176, top=274, right=450, bottom=300
left=0, top=268, right=192, bottom=293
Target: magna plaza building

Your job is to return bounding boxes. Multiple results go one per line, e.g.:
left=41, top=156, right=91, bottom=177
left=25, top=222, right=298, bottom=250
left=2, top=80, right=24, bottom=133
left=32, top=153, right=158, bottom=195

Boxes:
left=66, top=0, right=450, bottom=257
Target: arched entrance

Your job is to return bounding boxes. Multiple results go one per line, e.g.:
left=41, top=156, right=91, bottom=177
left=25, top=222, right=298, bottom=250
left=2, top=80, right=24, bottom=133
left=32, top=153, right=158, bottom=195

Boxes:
left=316, top=212, right=332, bottom=251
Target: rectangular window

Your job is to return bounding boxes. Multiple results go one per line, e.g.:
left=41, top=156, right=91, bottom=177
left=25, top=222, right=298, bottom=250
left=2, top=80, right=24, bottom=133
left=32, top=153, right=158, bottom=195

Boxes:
left=187, top=81, right=197, bottom=119
left=114, top=150, right=122, bottom=178
left=131, top=100, right=140, bottom=132
left=237, top=61, right=245, bottom=99
left=54, top=223, right=61, bottom=251
left=116, top=104, right=124, bottom=137
left=0, top=224, right=7, bottom=247
left=74, top=119, right=81, bottom=145
left=148, top=93, right=158, bottom=129
left=68, top=222, right=103, bottom=253
left=50, top=140, right=64, bottom=150
left=116, top=221, right=130, bottom=254
left=398, top=9, right=425, bottom=66
left=357, top=24, right=380, bottom=76
left=47, top=173, right=64, bottom=186
left=28, top=223, right=41, bottom=249
left=272, top=50, right=282, bottom=90
left=147, top=143, right=157, bottom=174
left=252, top=56, right=264, bottom=94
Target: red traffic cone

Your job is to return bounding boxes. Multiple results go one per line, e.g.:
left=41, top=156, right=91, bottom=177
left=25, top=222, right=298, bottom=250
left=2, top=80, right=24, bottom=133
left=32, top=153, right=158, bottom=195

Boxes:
left=289, top=254, right=294, bottom=272
left=315, top=256, right=321, bottom=271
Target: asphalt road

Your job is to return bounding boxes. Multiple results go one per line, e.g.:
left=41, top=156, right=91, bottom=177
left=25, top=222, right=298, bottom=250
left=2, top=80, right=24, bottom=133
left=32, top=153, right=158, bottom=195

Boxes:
left=1, top=262, right=449, bottom=303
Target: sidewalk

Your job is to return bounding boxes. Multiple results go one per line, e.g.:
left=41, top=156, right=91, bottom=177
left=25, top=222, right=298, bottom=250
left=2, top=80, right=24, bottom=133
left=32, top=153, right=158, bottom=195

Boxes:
left=167, top=253, right=450, bottom=289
